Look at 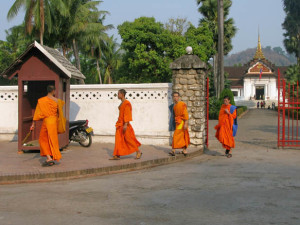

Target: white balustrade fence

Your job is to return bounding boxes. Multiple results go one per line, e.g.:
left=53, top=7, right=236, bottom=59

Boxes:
left=0, top=84, right=173, bottom=145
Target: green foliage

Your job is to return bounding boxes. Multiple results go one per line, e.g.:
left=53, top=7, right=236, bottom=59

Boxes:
left=209, top=88, right=235, bottom=119
left=7, top=0, right=69, bottom=44
left=209, top=96, right=221, bottom=119
left=0, top=41, right=18, bottom=85
left=77, top=54, right=98, bottom=84
left=185, top=23, right=215, bottom=62
left=197, top=0, right=237, bottom=55
left=219, top=88, right=235, bottom=106
left=237, top=106, right=247, bottom=116
left=0, top=41, right=16, bottom=73
left=117, top=16, right=214, bottom=83
left=285, top=64, right=300, bottom=85
left=282, top=0, right=300, bottom=65
left=101, top=36, right=122, bottom=84
left=165, top=17, right=189, bottom=36
left=236, top=108, right=244, bottom=116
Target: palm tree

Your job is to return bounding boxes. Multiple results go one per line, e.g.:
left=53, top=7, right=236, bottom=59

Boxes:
left=101, top=36, right=122, bottom=84
left=50, top=0, right=111, bottom=69
left=218, top=0, right=224, bottom=95
left=7, top=0, right=68, bottom=45
left=81, top=15, right=113, bottom=84
left=197, top=0, right=237, bottom=97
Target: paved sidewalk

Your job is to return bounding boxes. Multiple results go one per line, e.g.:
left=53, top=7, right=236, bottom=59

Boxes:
left=0, top=108, right=292, bottom=184
left=0, top=140, right=202, bottom=184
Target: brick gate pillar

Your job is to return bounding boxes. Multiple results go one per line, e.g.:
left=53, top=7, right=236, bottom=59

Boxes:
left=170, top=47, right=207, bottom=148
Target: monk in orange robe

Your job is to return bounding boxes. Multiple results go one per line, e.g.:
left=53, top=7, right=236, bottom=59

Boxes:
left=215, top=96, right=237, bottom=158
left=31, top=85, right=64, bottom=166
left=170, top=92, right=190, bottom=156
left=110, top=89, right=142, bottom=160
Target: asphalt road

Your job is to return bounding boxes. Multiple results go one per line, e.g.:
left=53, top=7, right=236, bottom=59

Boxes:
left=0, top=109, right=299, bottom=225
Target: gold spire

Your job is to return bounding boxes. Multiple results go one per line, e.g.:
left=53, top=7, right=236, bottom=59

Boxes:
left=254, top=34, right=265, bottom=60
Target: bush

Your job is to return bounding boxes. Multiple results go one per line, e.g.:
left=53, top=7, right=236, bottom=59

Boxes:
left=209, top=96, right=221, bottom=119
left=219, top=88, right=235, bottom=106
left=237, top=108, right=244, bottom=116
left=236, top=106, right=248, bottom=116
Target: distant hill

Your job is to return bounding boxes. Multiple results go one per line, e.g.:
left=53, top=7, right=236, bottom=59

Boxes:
left=224, top=47, right=297, bottom=66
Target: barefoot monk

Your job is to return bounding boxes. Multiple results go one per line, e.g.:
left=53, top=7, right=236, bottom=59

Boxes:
left=169, top=92, right=190, bottom=156
left=110, top=89, right=142, bottom=160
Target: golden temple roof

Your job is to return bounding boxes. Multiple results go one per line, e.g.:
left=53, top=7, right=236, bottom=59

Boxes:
left=253, top=35, right=265, bottom=60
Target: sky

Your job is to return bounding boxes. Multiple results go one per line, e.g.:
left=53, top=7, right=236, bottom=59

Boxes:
left=0, top=0, right=286, bottom=55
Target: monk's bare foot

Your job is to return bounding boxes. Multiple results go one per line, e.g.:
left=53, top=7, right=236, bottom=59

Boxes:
left=182, top=149, right=188, bottom=156
left=42, top=160, right=55, bottom=167
left=109, top=156, right=120, bottom=160
left=135, top=151, right=142, bottom=159
left=169, top=151, right=175, bottom=156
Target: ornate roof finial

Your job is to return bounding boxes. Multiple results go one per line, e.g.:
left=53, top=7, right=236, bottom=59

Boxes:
left=254, top=28, right=265, bottom=60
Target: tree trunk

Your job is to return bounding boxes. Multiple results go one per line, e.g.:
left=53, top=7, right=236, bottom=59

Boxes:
left=40, top=32, right=43, bottom=45
left=218, top=0, right=224, bottom=96
left=62, top=46, right=67, bottom=58
left=96, top=58, right=102, bottom=84
left=72, top=39, right=85, bottom=84
left=72, top=39, right=81, bottom=71
left=39, top=0, right=44, bottom=45
left=108, top=66, right=113, bottom=84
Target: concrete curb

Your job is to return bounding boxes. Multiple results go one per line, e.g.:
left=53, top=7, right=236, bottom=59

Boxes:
left=0, top=148, right=204, bottom=185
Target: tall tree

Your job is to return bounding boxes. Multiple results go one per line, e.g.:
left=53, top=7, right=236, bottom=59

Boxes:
left=117, top=17, right=214, bottom=83
left=81, top=14, right=113, bottom=84
left=217, top=0, right=224, bottom=96
left=48, top=0, right=110, bottom=72
left=282, top=0, right=300, bottom=66
left=7, top=0, right=68, bottom=45
left=165, top=17, right=189, bottom=36
left=285, top=65, right=300, bottom=85
left=197, top=0, right=237, bottom=97
left=101, top=36, right=122, bottom=84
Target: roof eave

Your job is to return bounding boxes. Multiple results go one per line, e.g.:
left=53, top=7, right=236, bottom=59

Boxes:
left=34, top=41, right=72, bottom=78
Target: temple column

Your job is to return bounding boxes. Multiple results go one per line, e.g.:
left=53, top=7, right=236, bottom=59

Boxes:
left=252, top=84, right=256, bottom=98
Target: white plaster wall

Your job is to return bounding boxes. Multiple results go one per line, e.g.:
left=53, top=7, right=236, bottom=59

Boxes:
left=244, top=79, right=252, bottom=100
left=0, top=84, right=173, bottom=145
left=0, top=86, right=18, bottom=140
left=269, top=80, right=277, bottom=99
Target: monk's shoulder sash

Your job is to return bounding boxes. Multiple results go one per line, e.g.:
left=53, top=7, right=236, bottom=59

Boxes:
left=230, top=105, right=238, bottom=137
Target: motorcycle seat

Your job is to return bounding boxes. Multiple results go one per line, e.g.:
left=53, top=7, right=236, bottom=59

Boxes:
left=69, top=120, right=86, bottom=127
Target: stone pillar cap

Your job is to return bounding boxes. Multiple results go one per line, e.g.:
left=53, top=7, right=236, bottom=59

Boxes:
left=170, top=54, right=207, bottom=70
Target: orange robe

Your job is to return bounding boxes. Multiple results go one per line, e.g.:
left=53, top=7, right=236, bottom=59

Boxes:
left=113, top=100, right=141, bottom=156
left=215, top=104, right=237, bottom=150
left=172, top=101, right=190, bottom=149
left=33, top=96, right=63, bottom=161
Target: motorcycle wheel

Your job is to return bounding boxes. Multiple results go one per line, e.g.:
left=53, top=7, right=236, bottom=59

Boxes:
left=78, top=130, right=92, bottom=147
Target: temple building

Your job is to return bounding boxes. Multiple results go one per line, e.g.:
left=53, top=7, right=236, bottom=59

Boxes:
left=225, top=36, right=288, bottom=104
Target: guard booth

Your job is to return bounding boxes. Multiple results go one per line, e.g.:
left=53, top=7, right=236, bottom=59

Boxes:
left=1, top=41, right=85, bottom=152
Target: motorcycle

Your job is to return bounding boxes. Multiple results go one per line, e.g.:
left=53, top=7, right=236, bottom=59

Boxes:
left=69, top=120, right=93, bottom=147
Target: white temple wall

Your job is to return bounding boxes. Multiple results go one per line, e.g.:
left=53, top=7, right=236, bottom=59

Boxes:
left=0, top=84, right=174, bottom=145
left=243, top=77, right=277, bottom=100
left=244, top=79, right=252, bottom=100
